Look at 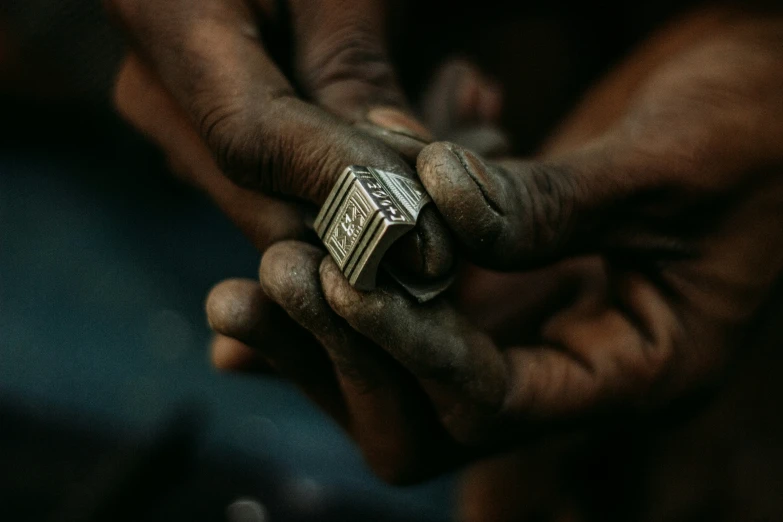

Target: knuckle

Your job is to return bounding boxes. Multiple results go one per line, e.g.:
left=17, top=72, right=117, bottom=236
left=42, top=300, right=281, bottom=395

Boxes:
left=197, top=98, right=282, bottom=194
left=269, top=108, right=350, bottom=201
left=196, top=99, right=254, bottom=185
left=199, top=94, right=343, bottom=200
left=290, top=133, right=345, bottom=202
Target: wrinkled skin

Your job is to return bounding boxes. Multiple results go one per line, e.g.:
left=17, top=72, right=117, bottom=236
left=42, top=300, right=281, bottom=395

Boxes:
left=206, top=6, right=783, bottom=519
left=109, top=0, right=455, bottom=283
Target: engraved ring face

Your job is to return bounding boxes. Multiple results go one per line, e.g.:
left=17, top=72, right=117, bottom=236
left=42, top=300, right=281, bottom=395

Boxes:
left=314, top=166, right=431, bottom=290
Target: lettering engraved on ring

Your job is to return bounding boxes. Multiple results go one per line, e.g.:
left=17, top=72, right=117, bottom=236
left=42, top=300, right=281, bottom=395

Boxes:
left=315, top=165, right=431, bottom=289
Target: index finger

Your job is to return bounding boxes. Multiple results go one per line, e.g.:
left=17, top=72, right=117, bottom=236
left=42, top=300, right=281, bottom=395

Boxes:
left=109, top=0, right=453, bottom=280
left=109, top=0, right=408, bottom=201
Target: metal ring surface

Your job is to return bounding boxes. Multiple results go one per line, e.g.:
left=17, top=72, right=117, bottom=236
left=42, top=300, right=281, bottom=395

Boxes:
left=314, top=166, right=431, bottom=290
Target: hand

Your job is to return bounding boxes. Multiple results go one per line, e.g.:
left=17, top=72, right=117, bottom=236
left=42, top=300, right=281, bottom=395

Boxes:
left=108, top=0, right=453, bottom=280
left=210, top=8, right=783, bottom=489
left=206, top=59, right=511, bottom=483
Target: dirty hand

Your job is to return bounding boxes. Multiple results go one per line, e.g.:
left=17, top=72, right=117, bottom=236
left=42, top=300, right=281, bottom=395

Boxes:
left=211, top=11, right=783, bottom=484
left=108, top=0, right=453, bottom=280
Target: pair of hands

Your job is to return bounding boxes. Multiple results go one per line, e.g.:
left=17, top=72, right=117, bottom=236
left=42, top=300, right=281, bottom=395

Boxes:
left=112, top=0, right=783, bottom=486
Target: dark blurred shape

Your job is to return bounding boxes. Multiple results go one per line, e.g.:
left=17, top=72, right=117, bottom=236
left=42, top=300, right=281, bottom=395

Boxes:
left=0, top=397, right=450, bottom=522
left=0, top=0, right=123, bottom=99
left=46, top=409, right=200, bottom=522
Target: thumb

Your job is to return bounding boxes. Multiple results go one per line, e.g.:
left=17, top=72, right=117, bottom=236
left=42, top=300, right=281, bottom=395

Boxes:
left=416, top=139, right=671, bottom=270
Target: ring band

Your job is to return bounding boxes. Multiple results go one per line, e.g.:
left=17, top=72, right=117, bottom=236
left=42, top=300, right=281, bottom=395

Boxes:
left=314, top=166, right=431, bottom=290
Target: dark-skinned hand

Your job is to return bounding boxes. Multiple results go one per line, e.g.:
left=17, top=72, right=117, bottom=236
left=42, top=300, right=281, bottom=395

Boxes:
left=108, top=0, right=454, bottom=285
left=207, top=8, right=783, bottom=498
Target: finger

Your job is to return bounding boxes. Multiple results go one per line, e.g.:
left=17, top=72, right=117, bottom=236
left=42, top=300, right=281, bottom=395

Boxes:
left=260, top=242, right=459, bottom=483
left=115, top=52, right=452, bottom=281
left=416, top=138, right=694, bottom=270
left=420, top=58, right=505, bottom=139
left=417, top=58, right=510, bottom=157
left=210, top=333, right=274, bottom=374
left=320, top=258, right=508, bottom=446
left=114, top=55, right=310, bottom=252
left=290, top=0, right=434, bottom=162
left=417, top=141, right=603, bottom=270
left=503, top=270, right=679, bottom=418
left=320, top=260, right=680, bottom=438
left=206, top=278, right=348, bottom=425
left=113, top=46, right=452, bottom=284
left=416, top=19, right=783, bottom=271
left=109, top=0, right=417, bottom=203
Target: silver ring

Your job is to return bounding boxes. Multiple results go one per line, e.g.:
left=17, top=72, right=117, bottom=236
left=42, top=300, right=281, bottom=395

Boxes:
left=314, top=165, right=431, bottom=290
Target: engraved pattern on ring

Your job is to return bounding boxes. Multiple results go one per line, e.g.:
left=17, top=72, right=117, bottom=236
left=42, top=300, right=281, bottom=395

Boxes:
left=356, top=176, right=410, bottom=224
left=324, top=186, right=372, bottom=266
left=315, top=165, right=432, bottom=290
left=373, top=169, right=429, bottom=217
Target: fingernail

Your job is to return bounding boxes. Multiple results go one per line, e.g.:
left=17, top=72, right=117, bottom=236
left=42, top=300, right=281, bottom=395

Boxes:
left=444, top=144, right=503, bottom=212
left=446, top=143, right=481, bottom=180
left=366, top=107, right=434, bottom=143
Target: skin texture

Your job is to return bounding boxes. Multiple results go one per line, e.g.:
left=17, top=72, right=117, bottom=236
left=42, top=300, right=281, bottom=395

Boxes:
left=206, top=59, right=514, bottom=483
left=109, top=0, right=454, bottom=282
left=206, top=7, right=783, bottom=519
